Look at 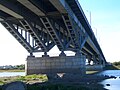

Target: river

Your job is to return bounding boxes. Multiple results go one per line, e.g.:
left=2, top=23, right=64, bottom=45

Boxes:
left=0, top=70, right=120, bottom=90
left=0, top=72, right=25, bottom=77
left=98, top=70, right=120, bottom=90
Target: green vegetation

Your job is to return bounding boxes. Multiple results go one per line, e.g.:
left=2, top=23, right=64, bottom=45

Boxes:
left=0, top=74, right=98, bottom=90
left=112, top=61, right=120, bottom=66
left=15, top=64, right=25, bottom=70
left=0, top=64, right=25, bottom=70
left=0, top=74, right=48, bottom=85
left=1, top=62, right=119, bottom=90
left=0, top=64, right=25, bottom=72
left=16, top=74, right=48, bottom=82
left=112, top=61, right=120, bottom=69
left=105, top=61, right=120, bottom=70
left=0, top=72, right=106, bottom=90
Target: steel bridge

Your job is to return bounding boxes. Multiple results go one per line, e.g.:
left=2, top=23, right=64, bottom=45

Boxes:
left=0, top=0, right=106, bottom=66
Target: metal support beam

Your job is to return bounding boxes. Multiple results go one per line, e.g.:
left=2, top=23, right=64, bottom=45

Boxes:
left=40, top=17, right=64, bottom=50
left=19, top=20, right=47, bottom=52
left=1, top=21, right=33, bottom=53
left=17, top=0, right=45, bottom=16
left=0, top=0, right=43, bottom=27
left=0, top=0, right=106, bottom=64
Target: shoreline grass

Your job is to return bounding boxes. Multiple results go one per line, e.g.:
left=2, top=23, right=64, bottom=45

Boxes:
left=0, top=65, right=119, bottom=90
left=0, top=73, right=105, bottom=90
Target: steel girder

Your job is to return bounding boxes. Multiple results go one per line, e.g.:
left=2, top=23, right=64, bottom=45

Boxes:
left=59, top=0, right=106, bottom=64
left=1, top=20, right=33, bottom=53
left=66, top=0, right=106, bottom=61
left=62, top=14, right=88, bottom=51
left=19, top=0, right=75, bottom=51
left=59, top=0, right=88, bottom=52
left=0, top=0, right=70, bottom=52
left=69, top=14, right=88, bottom=50
left=0, top=1, right=56, bottom=53
left=19, top=20, right=47, bottom=51
left=62, top=15, right=78, bottom=48
left=28, top=0, right=57, bottom=12
left=40, top=17, right=64, bottom=51
left=0, top=0, right=43, bottom=27
left=1, top=19, right=56, bottom=53
left=0, top=10, right=55, bottom=54
left=0, top=0, right=106, bottom=64
left=0, top=0, right=88, bottom=53
left=19, top=19, right=55, bottom=52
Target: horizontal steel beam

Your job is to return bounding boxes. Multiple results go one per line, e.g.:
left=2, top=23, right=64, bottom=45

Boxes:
left=0, top=0, right=43, bottom=27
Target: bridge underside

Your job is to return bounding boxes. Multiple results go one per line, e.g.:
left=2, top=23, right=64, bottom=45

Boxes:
left=0, top=0, right=106, bottom=76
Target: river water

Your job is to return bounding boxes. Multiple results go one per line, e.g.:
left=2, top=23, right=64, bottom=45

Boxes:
left=0, top=72, right=25, bottom=77
left=0, top=70, right=120, bottom=89
left=97, top=70, right=120, bottom=90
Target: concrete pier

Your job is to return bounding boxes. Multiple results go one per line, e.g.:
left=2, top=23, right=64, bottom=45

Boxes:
left=26, top=55, right=86, bottom=75
left=86, top=65, right=104, bottom=71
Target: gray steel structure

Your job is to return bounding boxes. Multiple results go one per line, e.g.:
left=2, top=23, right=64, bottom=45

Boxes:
left=0, top=0, right=106, bottom=64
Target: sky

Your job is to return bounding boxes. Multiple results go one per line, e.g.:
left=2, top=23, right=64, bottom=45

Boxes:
left=0, top=0, right=120, bottom=65
left=79, top=0, right=120, bottom=62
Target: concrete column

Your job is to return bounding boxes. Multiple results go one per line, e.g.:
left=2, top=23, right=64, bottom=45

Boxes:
left=26, top=55, right=86, bottom=76
left=86, top=65, right=103, bottom=71
left=25, top=55, right=35, bottom=75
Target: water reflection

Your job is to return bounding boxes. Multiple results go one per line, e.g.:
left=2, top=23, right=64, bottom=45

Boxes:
left=98, top=70, right=120, bottom=90
left=0, top=70, right=120, bottom=90
left=98, top=70, right=120, bottom=77
left=0, top=72, right=25, bottom=77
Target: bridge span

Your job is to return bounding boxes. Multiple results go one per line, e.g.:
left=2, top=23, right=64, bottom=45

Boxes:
left=0, top=0, right=106, bottom=77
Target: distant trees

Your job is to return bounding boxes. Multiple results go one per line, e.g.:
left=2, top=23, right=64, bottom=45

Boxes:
left=14, top=64, right=25, bottom=70
left=112, top=61, right=120, bottom=66
left=0, top=64, right=25, bottom=70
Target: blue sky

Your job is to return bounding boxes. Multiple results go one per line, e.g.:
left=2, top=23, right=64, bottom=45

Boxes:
left=0, top=0, right=120, bottom=65
left=79, top=0, right=120, bottom=62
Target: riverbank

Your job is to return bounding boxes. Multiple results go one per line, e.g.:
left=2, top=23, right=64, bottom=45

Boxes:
left=0, top=69, right=25, bottom=72
left=0, top=71, right=111, bottom=90
left=0, top=68, right=116, bottom=90
left=0, top=76, right=108, bottom=90
left=105, top=65, right=120, bottom=70
left=0, top=71, right=99, bottom=85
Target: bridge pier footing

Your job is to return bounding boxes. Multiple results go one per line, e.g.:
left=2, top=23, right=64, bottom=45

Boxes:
left=25, top=55, right=86, bottom=79
left=86, top=65, right=104, bottom=71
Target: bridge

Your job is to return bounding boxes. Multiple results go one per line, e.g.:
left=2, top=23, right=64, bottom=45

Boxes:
left=0, top=0, right=106, bottom=78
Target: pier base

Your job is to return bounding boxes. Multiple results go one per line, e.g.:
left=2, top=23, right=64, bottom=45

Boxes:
left=86, top=65, right=104, bottom=71
left=26, top=55, right=86, bottom=79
